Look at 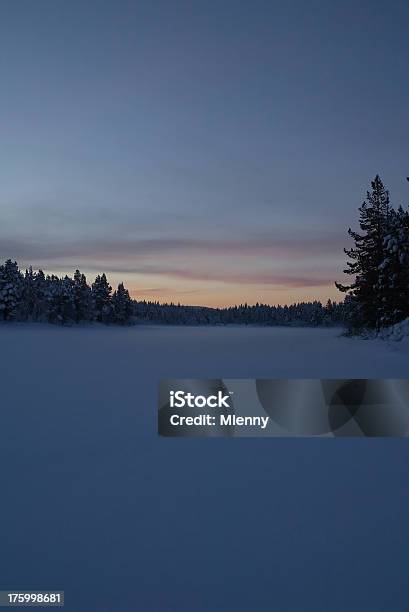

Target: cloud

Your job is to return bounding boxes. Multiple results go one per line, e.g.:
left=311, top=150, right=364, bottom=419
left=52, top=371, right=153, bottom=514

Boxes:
left=36, top=261, right=333, bottom=289
left=0, top=231, right=348, bottom=262
left=126, top=266, right=334, bottom=288
left=134, top=287, right=202, bottom=296
left=0, top=229, right=347, bottom=290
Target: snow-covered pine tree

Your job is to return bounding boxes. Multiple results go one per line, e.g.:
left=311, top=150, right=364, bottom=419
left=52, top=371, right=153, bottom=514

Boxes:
left=33, top=269, right=48, bottom=321
left=377, top=205, right=409, bottom=326
left=323, top=299, right=333, bottom=326
left=47, top=275, right=76, bottom=324
left=112, top=282, right=133, bottom=324
left=20, top=266, right=36, bottom=320
left=73, top=269, right=92, bottom=323
left=0, top=259, right=24, bottom=320
left=91, top=273, right=112, bottom=323
left=335, top=175, right=392, bottom=331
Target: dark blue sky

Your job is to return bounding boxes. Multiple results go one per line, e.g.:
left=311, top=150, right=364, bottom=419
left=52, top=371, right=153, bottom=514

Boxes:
left=1, top=0, right=408, bottom=305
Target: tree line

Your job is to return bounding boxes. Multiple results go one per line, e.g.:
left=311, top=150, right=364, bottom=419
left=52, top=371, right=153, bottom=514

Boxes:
left=133, top=299, right=345, bottom=326
left=0, top=259, right=345, bottom=327
left=336, top=175, right=409, bottom=333
left=0, top=262, right=133, bottom=325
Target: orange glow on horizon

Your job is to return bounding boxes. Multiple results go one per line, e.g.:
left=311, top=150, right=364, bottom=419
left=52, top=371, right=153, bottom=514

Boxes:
left=32, top=266, right=345, bottom=309
left=127, top=282, right=342, bottom=308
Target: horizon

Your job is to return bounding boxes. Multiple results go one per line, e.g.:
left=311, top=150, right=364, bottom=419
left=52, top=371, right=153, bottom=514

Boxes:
left=1, top=1, right=409, bottom=307
left=1, top=257, right=344, bottom=310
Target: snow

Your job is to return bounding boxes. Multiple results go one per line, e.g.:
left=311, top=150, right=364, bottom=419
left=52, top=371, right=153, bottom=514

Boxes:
left=377, top=316, right=409, bottom=342
left=0, top=324, right=408, bottom=611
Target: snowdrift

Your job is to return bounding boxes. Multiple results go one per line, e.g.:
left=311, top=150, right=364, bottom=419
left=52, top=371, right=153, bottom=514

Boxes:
left=378, top=317, right=409, bottom=341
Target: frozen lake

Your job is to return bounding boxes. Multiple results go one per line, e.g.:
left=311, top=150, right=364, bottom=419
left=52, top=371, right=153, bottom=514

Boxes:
left=0, top=324, right=408, bottom=611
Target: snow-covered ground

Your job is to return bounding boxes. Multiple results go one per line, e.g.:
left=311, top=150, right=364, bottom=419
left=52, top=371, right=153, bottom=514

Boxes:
left=377, top=316, right=409, bottom=342
left=0, top=324, right=408, bottom=612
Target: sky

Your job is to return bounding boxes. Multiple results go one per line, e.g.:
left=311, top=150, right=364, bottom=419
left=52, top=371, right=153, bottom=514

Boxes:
left=1, top=0, right=409, bottom=307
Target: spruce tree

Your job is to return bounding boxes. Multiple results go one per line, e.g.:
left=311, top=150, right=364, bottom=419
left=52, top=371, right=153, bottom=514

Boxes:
left=323, top=299, right=333, bottom=325
left=91, top=273, right=112, bottom=323
left=21, top=267, right=36, bottom=320
left=0, top=259, right=23, bottom=320
left=336, top=175, right=392, bottom=330
left=33, top=269, right=48, bottom=321
left=47, top=275, right=75, bottom=324
left=112, top=282, right=133, bottom=324
left=378, top=206, right=409, bottom=325
left=73, top=269, right=92, bottom=323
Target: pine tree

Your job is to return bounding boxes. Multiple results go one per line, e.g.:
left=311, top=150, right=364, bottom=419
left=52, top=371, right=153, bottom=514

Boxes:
left=33, top=269, right=48, bottom=321
left=73, top=269, right=92, bottom=323
left=336, top=175, right=392, bottom=330
left=47, top=275, right=75, bottom=324
left=377, top=206, right=409, bottom=325
left=112, top=282, right=133, bottom=324
left=20, top=267, right=36, bottom=320
left=91, top=273, right=112, bottom=323
left=322, top=299, right=333, bottom=325
left=0, top=259, right=23, bottom=320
